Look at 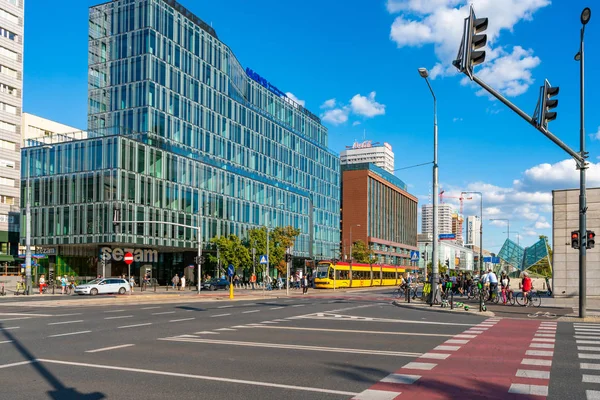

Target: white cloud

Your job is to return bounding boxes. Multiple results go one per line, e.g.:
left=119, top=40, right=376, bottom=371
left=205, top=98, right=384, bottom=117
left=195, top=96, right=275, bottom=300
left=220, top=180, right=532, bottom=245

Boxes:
left=535, top=220, right=551, bottom=229
left=591, top=126, right=600, bottom=141
left=320, top=92, right=386, bottom=125
left=321, top=107, right=350, bottom=125
left=387, top=0, right=550, bottom=97
left=321, top=99, right=336, bottom=109
left=350, top=92, right=386, bottom=117
left=453, top=117, right=463, bottom=122
left=514, top=159, right=600, bottom=192
left=285, top=92, right=305, bottom=107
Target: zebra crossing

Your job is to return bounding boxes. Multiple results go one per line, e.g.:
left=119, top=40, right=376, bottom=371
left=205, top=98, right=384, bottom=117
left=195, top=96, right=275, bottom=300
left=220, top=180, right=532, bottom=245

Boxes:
left=574, top=323, right=600, bottom=399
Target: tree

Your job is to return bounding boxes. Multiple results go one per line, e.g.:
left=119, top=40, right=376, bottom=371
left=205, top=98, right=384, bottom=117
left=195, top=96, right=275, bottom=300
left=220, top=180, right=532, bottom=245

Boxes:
left=351, top=240, right=374, bottom=263
left=246, top=226, right=300, bottom=275
left=209, top=234, right=251, bottom=273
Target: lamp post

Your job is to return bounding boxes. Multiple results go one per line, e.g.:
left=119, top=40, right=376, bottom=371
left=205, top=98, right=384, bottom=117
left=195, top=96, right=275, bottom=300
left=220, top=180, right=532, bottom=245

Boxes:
left=419, top=67, right=439, bottom=306
left=575, top=7, right=591, bottom=319
left=490, top=218, right=510, bottom=240
left=197, top=203, right=210, bottom=293
left=349, top=224, right=361, bottom=263
left=25, top=144, right=52, bottom=295
left=505, top=231, right=520, bottom=246
left=462, top=191, right=483, bottom=274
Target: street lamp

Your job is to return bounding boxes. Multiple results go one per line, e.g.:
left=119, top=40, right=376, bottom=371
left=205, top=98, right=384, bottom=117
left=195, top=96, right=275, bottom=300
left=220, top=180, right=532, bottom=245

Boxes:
left=575, top=7, right=591, bottom=318
left=462, top=191, right=483, bottom=274
left=196, top=203, right=210, bottom=293
left=25, top=144, right=52, bottom=295
left=419, top=67, right=439, bottom=306
left=506, top=231, right=521, bottom=246
left=490, top=218, right=510, bottom=240
left=349, top=224, right=361, bottom=263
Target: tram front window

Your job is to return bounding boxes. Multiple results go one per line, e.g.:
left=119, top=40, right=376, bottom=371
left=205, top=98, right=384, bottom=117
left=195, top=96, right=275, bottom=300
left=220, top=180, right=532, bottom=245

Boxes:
left=316, top=266, right=329, bottom=279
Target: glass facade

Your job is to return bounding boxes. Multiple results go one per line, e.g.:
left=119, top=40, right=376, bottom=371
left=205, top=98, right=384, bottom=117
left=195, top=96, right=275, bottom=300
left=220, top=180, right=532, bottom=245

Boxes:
left=21, top=0, right=340, bottom=280
left=498, top=238, right=550, bottom=274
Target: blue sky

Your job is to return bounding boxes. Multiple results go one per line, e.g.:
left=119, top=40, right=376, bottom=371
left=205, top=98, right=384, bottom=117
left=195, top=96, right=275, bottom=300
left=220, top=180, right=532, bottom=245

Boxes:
left=23, top=0, right=600, bottom=252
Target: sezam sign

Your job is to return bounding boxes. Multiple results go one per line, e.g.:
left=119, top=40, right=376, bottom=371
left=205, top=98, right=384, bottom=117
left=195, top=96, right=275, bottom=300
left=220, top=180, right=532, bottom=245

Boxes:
left=100, top=247, right=158, bottom=263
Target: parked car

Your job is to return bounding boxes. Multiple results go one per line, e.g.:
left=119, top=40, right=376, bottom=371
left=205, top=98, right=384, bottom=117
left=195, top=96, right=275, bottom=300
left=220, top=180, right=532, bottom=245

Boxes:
left=202, top=278, right=230, bottom=291
left=74, top=278, right=131, bottom=295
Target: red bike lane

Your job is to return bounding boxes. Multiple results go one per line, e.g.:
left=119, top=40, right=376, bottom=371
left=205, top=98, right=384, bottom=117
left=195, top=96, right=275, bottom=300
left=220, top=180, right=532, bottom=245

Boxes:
left=353, top=318, right=557, bottom=400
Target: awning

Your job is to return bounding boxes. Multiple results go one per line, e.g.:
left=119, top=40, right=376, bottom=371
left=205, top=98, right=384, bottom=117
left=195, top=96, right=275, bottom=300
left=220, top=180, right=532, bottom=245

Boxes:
left=0, top=255, right=15, bottom=262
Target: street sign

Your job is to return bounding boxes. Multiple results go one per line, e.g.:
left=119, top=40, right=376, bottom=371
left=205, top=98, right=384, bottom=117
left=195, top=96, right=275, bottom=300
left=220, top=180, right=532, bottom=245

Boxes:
left=492, top=257, right=500, bottom=264
left=259, top=255, right=268, bottom=264
left=410, top=250, right=420, bottom=262
left=483, top=257, right=492, bottom=263
left=124, top=252, right=134, bottom=265
left=227, top=264, right=234, bottom=277
left=439, top=233, right=456, bottom=240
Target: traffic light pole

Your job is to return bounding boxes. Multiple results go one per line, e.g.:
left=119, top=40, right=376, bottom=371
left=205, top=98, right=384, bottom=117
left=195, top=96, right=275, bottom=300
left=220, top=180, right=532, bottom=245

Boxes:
left=578, top=22, right=587, bottom=318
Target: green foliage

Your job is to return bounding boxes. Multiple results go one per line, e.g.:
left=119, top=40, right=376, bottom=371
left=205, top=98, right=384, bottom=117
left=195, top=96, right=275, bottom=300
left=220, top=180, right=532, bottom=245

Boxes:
left=209, top=234, right=251, bottom=272
left=351, top=240, right=374, bottom=263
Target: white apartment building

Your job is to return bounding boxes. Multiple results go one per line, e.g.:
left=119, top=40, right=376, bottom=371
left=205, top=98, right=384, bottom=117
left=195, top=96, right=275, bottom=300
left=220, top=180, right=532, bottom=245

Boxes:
left=0, top=0, right=23, bottom=260
left=421, top=203, right=453, bottom=236
left=465, top=215, right=481, bottom=248
left=340, top=140, right=394, bottom=173
left=22, top=113, right=81, bottom=144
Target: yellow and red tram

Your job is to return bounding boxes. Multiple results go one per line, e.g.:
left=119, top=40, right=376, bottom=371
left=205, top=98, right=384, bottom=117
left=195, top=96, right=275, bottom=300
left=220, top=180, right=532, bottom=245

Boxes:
left=314, top=261, right=408, bottom=289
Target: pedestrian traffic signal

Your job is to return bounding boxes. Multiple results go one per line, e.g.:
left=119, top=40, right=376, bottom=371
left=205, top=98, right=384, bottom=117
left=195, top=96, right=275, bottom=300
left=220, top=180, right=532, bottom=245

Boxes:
left=587, top=231, right=596, bottom=249
left=285, top=254, right=293, bottom=263
left=571, top=231, right=580, bottom=249
left=453, top=5, right=488, bottom=78
left=540, top=80, right=559, bottom=130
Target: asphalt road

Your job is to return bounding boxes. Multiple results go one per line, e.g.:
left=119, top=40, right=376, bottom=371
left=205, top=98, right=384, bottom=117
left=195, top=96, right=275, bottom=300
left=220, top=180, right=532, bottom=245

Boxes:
left=0, top=289, right=597, bottom=399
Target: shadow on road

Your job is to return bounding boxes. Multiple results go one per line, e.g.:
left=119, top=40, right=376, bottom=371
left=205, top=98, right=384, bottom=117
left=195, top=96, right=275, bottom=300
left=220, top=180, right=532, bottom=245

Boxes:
left=0, top=323, right=105, bottom=399
left=326, top=361, right=391, bottom=384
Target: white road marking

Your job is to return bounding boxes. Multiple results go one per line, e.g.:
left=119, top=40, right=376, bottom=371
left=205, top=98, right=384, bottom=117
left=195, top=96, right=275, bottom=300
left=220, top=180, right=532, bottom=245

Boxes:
left=576, top=336, right=600, bottom=340
left=297, top=314, right=475, bottom=327
left=218, top=305, right=233, bottom=309
left=0, top=340, right=13, bottom=344
left=270, top=307, right=284, bottom=310
left=85, top=344, right=135, bottom=353
left=0, top=360, right=37, bottom=369
left=521, top=358, right=552, bottom=366
left=380, top=374, right=421, bottom=384
left=36, top=359, right=359, bottom=397
left=104, top=315, right=133, bottom=320
left=419, top=353, right=451, bottom=360
left=169, top=318, right=195, bottom=323
left=580, top=354, right=600, bottom=360
left=454, top=334, right=477, bottom=339
left=445, top=340, right=469, bottom=344
left=534, top=334, right=555, bottom=338
left=526, top=350, right=554, bottom=357
left=401, top=362, right=437, bottom=370
left=48, top=320, right=83, bottom=325
left=211, top=314, right=231, bottom=318
left=352, top=389, right=401, bottom=400
left=587, top=390, right=600, bottom=400
left=579, top=347, right=600, bottom=352
left=508, top=384, right=548, bottom=396
left=583, top=375, right=600, bottom=383
left=516, top=370, right=550, bottom=379
left=582, top=364, right=600, bottom=370
left=140, top=306, right=160, bottom=310
left=215, top=328, right=236, bottom=331
left=242, top=310, right=260, bottom=314
left=576, top=329, right=600, bottom=333
left=532, top=338, right=555, bottom=342
left=104, top=310, right=126, bottom=313
left=434, top=345, right=460, bottom=351
left=53, top=313, right=83, bottom=317
left=0, top=327, right=19, bottom=331
left=118, top=323, right=151, bottom=329
left=152, top=311, right=176, bottom=315
left=470, top=327, right=488, bottom=331
left=530, top=343, right=554, bottom=349
left=160, top=337, right=422, bottom=357
left=578, top=340, right=600, bottom=345
left=242, top=325, right=454, bottom=337
left=291, top=304, right=304, bottom=307
left=195, top=331, right=219, bottom=335
left=48, top=330, right=91, bottom=338
left=0, top=317, right=31, bottom=322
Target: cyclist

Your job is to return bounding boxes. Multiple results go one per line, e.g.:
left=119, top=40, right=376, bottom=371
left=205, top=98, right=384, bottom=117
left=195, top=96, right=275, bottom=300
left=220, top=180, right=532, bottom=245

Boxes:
left=522, top=271, right=532, bottom=306
left=38, top=274, right=46, bottom=295
left=500, top=271, right=510, bottom=304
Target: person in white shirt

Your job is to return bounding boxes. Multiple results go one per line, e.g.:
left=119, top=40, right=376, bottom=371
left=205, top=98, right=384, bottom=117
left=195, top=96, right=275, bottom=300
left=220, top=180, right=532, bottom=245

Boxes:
left=487, top=268, right=498, bottom=301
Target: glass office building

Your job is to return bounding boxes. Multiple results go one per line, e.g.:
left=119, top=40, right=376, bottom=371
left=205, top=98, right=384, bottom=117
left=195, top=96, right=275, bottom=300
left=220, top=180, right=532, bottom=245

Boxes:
left=21, top=0, right=340, bottom=282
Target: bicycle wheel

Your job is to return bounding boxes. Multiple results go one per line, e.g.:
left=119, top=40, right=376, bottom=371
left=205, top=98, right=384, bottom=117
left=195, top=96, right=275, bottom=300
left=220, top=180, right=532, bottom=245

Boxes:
left=492, top=292, right=500, bottom=304
left=515, top=292, right=525, bottom=306
left=530, top=292, right=541, bottom=308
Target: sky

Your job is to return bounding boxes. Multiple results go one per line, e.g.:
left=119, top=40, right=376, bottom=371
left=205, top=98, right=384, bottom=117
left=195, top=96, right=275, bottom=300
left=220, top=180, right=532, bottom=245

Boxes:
left=23, top=0, right=600, bottom=253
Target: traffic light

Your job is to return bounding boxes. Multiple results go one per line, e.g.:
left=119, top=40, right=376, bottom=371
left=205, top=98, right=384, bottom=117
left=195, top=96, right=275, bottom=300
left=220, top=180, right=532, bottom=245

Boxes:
left=453, top=5, right=488, bottom=77
left=571, top=231, right=580, bottom=249
left=540, top=80, right=559, bottom=130
left=587, top=231, right=596, bottom=249
left=445, top=259, right=450, bottom=268
left=285, top=254, right=293, bottom=263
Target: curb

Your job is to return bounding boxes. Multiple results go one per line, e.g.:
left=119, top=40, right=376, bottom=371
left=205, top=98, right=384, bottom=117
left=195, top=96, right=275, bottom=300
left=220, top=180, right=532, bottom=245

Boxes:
left=392, top=300, right=495, bottom=317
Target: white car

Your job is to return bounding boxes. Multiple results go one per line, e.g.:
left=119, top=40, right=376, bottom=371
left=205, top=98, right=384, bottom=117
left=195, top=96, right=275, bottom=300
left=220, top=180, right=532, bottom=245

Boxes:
left=74, top=278, right=131, bottom=295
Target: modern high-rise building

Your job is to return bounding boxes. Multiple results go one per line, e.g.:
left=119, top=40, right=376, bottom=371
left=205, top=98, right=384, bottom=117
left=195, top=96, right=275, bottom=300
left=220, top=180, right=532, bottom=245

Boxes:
left=340, top=141, right=394, bottom=173
left=341, top=163, right=418, bottom=265
left=451, top=213, right=464, bottom=245
left=465, top=215, right=481, bottom=248
left=0, top=0, right=23, bottom=263
left=421, top=203, right=453, bottom=236
left=21, top=0, right=340, bottom=282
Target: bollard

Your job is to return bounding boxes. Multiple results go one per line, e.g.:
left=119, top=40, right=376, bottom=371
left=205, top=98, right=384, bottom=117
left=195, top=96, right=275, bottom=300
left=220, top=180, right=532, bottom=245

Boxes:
left=407, top=286, right=411, bottom=303
left=450, top=286, right=454, bottom=310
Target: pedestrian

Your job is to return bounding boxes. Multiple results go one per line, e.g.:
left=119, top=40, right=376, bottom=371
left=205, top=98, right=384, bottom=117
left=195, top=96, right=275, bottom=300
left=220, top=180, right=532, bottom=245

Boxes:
left=487, top=268, right=498, bottom=301
left=60, top=275, right=68, bottom=294
left=500, top=271, right=510, bottom=304
left=38, top=274, right=46, bottom=294
left=181, top=275, right=186, bottom=290
left=129, top=275, right=135, bottom=293
left=172, top=274, right=179, bottom=290
left=302, top=274, right=309, bottom=294
left=250, top=273, right=256, bottom=290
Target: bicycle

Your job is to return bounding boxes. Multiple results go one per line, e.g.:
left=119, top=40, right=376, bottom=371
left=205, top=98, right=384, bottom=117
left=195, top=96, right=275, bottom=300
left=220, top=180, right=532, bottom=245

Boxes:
left=516, top=289, right=541, bottom=307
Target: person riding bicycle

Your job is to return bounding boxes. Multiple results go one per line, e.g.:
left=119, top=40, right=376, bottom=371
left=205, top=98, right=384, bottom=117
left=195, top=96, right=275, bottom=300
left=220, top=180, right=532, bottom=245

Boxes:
left=500, top=271, right=510, bottom=304
left=38, top=274, right=47, bottom=295
left=521, top=271, right=532, bottom=306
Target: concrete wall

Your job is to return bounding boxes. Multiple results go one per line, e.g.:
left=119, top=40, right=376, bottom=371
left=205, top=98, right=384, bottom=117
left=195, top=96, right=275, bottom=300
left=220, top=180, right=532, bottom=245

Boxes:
left=553, top=187, right=600, bottom=297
